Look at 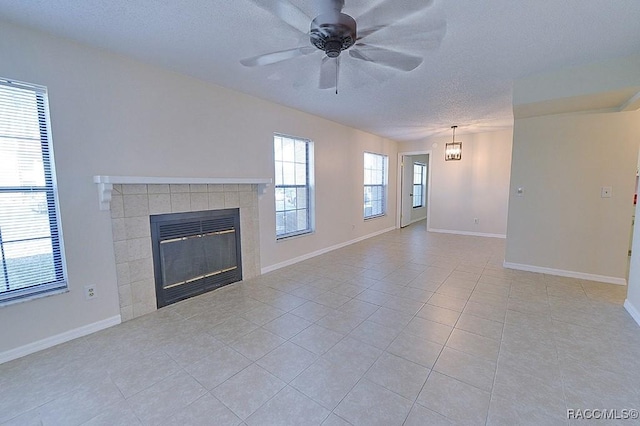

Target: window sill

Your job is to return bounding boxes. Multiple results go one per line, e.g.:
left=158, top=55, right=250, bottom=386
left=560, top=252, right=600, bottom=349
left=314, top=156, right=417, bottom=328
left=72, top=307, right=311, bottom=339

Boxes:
left=0, top=287, right=69, bottom=308
left=364, top=213, right=386, bottom=221
left=276, top=230, right=315, bottom=242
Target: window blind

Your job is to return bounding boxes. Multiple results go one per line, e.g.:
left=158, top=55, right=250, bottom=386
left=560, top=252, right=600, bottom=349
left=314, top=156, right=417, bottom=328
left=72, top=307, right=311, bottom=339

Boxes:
left=0, top=78, right=67, bottom=304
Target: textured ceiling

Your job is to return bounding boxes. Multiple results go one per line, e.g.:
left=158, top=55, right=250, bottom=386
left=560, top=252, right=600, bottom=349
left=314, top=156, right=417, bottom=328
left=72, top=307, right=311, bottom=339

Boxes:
left=0, top=0, right=638, bottom=141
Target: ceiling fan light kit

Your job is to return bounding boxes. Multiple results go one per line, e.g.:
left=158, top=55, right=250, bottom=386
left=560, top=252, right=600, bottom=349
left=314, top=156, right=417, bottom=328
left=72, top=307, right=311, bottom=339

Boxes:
left=310, top=12, right=356, bottom=58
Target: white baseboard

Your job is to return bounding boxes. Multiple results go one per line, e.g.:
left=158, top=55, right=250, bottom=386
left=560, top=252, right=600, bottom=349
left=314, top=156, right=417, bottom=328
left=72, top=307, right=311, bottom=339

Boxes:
left=0, top=315, right=121, bottom=365
left=428, top=228, right=506, bottom=239
left=503, top=261, right=627, bottom=286
left=409, top=217, right=427, bottom=226
left=624, top=299, right=640, bottom=327
left=261, top=226, right=395, bottom=274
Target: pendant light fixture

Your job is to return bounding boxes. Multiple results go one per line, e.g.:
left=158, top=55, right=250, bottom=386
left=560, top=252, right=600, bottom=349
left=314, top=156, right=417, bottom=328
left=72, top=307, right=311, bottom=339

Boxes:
left=445, top=125, right=462, bottom=161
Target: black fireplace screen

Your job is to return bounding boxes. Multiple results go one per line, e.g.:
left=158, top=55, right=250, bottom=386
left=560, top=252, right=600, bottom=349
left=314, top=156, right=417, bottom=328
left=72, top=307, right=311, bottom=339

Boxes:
left=150, top=208, right=242, bottom=308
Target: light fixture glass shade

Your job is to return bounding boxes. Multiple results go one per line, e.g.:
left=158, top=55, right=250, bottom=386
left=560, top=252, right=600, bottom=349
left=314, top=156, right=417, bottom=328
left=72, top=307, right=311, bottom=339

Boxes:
left=445, top=141, right=462, bottom=161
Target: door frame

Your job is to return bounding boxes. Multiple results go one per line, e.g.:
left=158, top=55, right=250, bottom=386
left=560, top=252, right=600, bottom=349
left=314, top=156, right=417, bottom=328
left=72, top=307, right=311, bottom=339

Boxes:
left=396, top=150, right=432, bottom=229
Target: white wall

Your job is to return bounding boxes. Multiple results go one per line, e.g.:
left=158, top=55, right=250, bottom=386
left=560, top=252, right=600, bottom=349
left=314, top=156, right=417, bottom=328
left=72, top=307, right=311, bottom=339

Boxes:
left=505, top=110, right=640, bottom=282
left=399, top=129, right=513, bottom=237
left=0, top=21, right=397, bottom=356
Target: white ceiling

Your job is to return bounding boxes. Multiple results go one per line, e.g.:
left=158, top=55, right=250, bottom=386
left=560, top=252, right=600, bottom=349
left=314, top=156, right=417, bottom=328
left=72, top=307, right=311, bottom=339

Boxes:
left=0, top=0, right=638, bottom=141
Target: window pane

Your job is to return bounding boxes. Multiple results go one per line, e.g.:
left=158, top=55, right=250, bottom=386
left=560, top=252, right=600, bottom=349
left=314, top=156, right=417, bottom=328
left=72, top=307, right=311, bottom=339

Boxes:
left=4, top=239, right=55, bottom=291
left=282, top=138, right=295, bottom=162
left=282, top=162, right=295, bottom=185
left=0, top=137, right=46, bottom=187
left=274, top=137, right=283, bottom=160
left=297, top=209, right=308, bottom=230
left=294, top=140, right=306, bottom=163
left=372, top=200, right=382, bottom=216
left=297, top=187, right=307, bottom=208
left=0, top=85, right=41, bottom=139
left=285, top=210, right=298, bottom=234
left=0, top=192, right=51, bottom=241
left=295, top=163, right=306, bottom=185
left=275, top=161, right=284, bottom=186
left=275, top=212, right=285, bottom=234
left=275, top=188, right=285, bottom=211
left=364, top=153, right=373, bottom=169
left=364, top=186, right=372, bottom=206
left=284, top=187, right=297, bottom=210
left=413, top=183, right=422, bottom=207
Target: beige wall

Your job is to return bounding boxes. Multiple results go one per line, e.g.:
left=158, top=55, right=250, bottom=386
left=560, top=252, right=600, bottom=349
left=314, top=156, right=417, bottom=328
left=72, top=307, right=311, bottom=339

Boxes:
left=0, top=21, right=397, bottom=355
left=505, top=110, right=640, bottom=282
left=399, top=129, right=513, bottom=237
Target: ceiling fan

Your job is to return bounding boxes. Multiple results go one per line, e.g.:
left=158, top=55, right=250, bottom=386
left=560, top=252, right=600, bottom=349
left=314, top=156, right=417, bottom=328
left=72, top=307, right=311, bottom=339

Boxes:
left=241, top=0, right=443, bottom=92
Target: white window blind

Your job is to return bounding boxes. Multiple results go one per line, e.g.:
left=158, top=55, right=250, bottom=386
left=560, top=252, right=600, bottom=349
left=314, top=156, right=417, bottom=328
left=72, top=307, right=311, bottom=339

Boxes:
left=364, top=152, right=387, bottom=219
left=0, top=78, right=67, bottom=304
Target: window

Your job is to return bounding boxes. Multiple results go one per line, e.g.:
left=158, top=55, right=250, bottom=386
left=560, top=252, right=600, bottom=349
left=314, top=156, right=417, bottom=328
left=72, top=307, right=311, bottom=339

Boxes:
left=274, top=134, right=314, bottom=239
left=364, top=152, right=387, bottom=219
left=0, top=78, right=67, bottom=304
left=412, top=163, right=426, bottom=208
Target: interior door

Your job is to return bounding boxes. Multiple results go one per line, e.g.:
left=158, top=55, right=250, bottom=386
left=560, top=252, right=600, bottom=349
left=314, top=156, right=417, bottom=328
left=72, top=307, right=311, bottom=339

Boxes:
left=400, top=155, right=414, bottom=227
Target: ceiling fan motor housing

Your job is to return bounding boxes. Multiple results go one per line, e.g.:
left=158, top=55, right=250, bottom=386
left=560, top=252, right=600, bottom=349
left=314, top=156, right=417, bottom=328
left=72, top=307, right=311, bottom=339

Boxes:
left=310, top=12, right=357, bottom=58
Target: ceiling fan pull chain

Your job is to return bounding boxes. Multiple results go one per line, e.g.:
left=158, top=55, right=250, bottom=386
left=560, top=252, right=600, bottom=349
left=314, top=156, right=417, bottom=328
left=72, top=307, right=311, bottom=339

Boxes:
left=336, top=57, right=339, bottom=94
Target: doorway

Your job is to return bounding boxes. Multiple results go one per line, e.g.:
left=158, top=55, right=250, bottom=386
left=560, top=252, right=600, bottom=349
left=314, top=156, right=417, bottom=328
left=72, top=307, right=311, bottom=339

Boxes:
left=397, top=151, right=431, bottom=229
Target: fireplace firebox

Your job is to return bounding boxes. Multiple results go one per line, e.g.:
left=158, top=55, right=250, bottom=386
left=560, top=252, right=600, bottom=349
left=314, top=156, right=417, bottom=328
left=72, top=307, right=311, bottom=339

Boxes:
left=150, top=208, right=242, bottom=308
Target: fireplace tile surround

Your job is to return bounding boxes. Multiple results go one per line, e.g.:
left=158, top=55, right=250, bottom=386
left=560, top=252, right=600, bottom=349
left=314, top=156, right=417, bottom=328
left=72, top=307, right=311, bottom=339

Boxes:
left=108, top=183, right=262, bottom=322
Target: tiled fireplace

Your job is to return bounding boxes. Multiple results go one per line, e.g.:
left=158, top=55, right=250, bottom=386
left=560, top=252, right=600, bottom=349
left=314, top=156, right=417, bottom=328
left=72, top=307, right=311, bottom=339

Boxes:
left=99, top=179, right=265, bottom=322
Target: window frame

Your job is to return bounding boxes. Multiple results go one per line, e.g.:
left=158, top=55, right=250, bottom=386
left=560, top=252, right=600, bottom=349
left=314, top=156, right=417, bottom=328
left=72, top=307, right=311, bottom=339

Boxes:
left=412, top=162, right=426, bottom=208
left=363, top=152, right=388, bottom=220
left=273, top=133, right=315, bottom=240
left=0, top=78, right=68, bottom=305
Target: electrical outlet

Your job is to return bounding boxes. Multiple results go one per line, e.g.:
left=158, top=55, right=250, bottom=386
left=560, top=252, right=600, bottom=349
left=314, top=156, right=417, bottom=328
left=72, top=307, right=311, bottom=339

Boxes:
left=601, top=186, right=612, bottom=198
left=474, top=218, right=479, bottom=225
left=84, top=285, right=96, bottom=300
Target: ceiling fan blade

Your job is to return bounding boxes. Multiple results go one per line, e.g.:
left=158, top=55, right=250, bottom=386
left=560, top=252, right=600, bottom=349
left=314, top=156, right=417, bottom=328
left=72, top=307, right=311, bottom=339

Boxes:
left=241, top=46, right=316, bottom=67
left=247, top=0, right=312, bottom=34
left=356, top=0, right=434, bottom=40
left=341, top=55, right=394, bottom=88
left=359, top=18, right=445, bottom=41
left=319, top=56, right=339, bottom=90
left=349, top=45, right=423, bottom=71
left=359, top=19, right=447, bottom=51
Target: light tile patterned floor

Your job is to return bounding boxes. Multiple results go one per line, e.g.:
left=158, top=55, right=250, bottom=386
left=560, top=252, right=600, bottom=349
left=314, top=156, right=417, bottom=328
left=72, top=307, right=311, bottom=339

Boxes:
left=1, top=222, right=639, bottom=425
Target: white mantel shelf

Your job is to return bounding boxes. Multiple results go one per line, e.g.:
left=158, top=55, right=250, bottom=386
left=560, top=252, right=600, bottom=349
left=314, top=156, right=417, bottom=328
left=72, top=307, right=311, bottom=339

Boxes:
left=93, top=175, right=272, bottom=210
